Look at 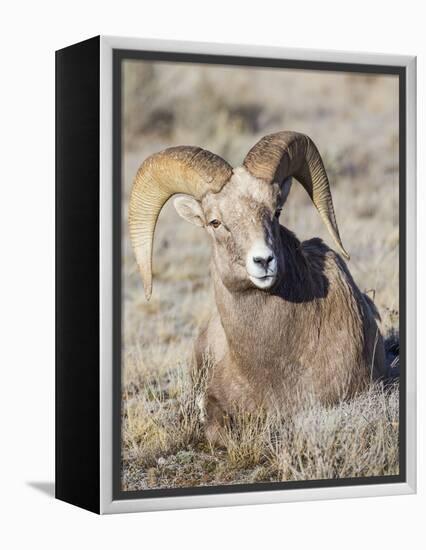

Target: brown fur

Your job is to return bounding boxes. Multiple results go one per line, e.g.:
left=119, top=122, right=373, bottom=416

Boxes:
left=173, top=166, right=385, bottom=445
left=193, top=228, right=385, bottom=445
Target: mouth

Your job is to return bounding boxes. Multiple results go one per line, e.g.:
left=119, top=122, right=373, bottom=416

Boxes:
left=248, top=273, right=277, bottom=289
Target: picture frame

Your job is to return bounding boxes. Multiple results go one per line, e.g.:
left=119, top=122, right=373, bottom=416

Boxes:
left=56, top=35, right=417, bottom=514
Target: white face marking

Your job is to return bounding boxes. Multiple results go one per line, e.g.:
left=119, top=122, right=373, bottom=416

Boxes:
left=231, top=166, right=270, bottom=202
left=246, top=239, right=277, bottom=290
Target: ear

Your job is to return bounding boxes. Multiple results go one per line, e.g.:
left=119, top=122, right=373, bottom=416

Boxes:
left=279, top=176, right=293, bottom=206
left=173, top=195, right=206, bottom=227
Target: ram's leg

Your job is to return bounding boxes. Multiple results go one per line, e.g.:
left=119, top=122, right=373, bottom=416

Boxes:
left=191, top=350, right=228, bottom=446
left=192, top=313, right=231, bottom=446
left=203, top=393, right=228, bottom=447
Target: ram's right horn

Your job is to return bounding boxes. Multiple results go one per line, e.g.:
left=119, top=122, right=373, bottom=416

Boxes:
left=129, top=146, right=233, bottom=299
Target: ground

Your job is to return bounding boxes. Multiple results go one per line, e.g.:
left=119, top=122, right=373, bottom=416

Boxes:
left=120, top=61, right=400, bottom=491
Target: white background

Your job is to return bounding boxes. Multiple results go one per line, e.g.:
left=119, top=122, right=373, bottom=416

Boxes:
left=1, top=1, right=424, bottom=548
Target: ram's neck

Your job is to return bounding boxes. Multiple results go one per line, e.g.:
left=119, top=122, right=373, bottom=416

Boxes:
left=211, top=228, right=330, bottom=376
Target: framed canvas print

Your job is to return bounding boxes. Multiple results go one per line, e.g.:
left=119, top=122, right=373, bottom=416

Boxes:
left=55, top=36, right=417, bottom=514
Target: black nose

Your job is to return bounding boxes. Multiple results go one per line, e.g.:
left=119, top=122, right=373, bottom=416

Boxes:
left=253, top=255, right=274, bottom=269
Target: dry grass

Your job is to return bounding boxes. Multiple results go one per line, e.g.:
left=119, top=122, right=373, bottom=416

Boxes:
left=120, top=61, right=400, bottom=490
left=122, top=356, right=399, bottom=490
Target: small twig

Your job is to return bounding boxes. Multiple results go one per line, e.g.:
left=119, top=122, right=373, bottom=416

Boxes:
left=370, top=328, right=379, bottom=383
left=365, top=288, right=376, bottom=303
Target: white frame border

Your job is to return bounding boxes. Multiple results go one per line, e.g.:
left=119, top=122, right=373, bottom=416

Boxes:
left=99, top=36, right=416, bottom=514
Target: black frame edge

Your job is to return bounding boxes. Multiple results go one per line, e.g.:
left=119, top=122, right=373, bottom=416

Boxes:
left=55, top=35, right=101, bottom=514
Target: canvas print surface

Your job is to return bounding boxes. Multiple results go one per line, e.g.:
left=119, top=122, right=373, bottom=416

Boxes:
left=119, top=58, right=400, bottom=493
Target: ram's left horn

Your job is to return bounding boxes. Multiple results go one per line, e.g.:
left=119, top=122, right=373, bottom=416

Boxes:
left=243, top=131, right=349, bottom=260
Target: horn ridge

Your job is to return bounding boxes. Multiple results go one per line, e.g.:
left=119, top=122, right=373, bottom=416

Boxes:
left=129, top=146, right=232, bottom=299
left=243, top=131, right=349, bottom=260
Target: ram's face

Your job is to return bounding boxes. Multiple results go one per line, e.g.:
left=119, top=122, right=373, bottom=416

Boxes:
left=174, top=167, right=290, bottom=291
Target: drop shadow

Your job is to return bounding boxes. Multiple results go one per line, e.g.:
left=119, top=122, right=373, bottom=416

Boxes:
left=27, top=481, right=55, bottom=498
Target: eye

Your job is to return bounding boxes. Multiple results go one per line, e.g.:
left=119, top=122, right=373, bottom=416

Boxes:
left=275, top=208, right=282, bottom=219
left=209, top=219, right=221, bottom=229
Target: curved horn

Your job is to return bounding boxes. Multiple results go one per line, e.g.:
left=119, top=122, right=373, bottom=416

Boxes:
left=129, top=146, right=233, bottom=299
left=243, top=131, right=349, bottom=260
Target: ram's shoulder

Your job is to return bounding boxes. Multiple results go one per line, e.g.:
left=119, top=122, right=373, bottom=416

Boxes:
left=299, top=238, right=363, bottom=301
left=300, top=237, right=346, bottom=270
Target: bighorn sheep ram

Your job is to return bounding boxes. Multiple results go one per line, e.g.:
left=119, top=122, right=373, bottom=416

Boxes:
left=129, top=131, right=385, bottom=443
